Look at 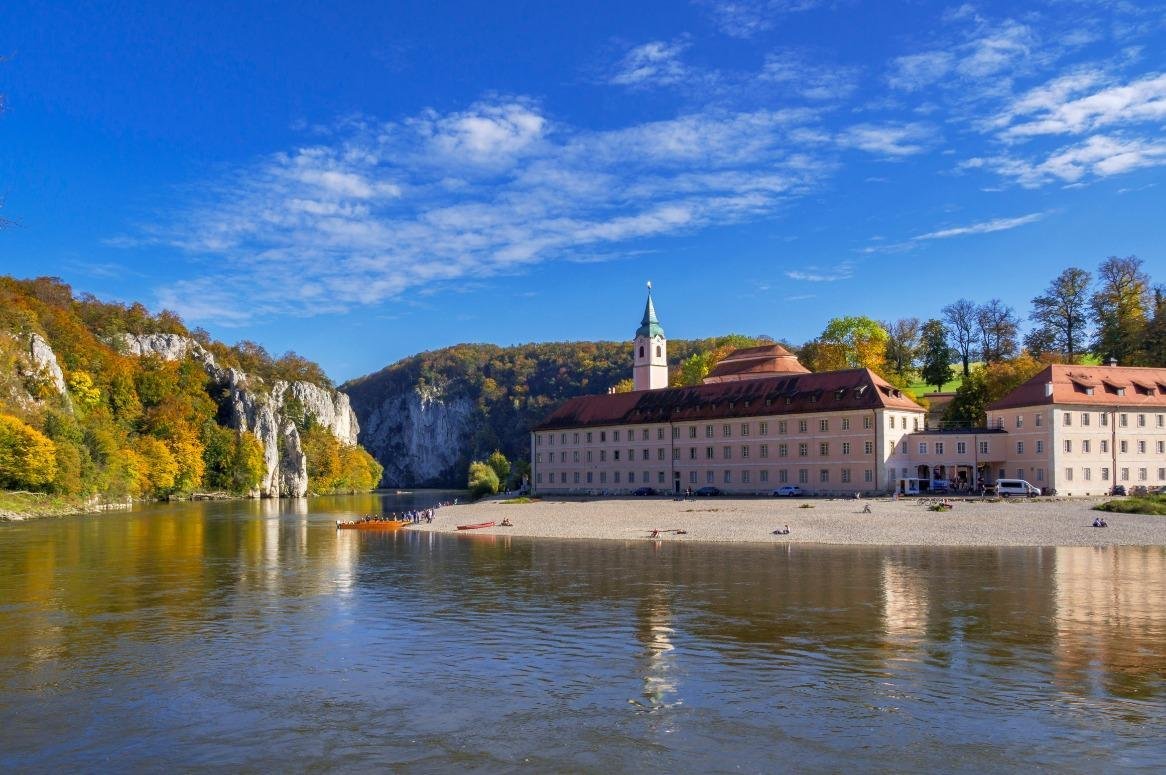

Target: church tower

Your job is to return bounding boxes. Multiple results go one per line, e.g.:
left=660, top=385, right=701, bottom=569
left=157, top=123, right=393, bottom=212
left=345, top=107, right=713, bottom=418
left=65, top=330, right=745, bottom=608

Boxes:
left=633, top=282, right=668, bottom=391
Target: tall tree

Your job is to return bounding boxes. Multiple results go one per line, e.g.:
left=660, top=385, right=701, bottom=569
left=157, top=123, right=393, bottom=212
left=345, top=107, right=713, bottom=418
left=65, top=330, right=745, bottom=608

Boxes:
left=942, top=299, right=978, bottom=377
left=1141, top=287, right=1166, bottom=367
left=883, top=317, right=921, bottom=379
left=975, top=299, right=1020, bottom=364
left=816, top=316, right=889, bottom=372
left=1027, top=267, right=1092, bottom=361
left=919, top=319, right=953, bottom=392
left=1091, top=255, right=1150, bottom=364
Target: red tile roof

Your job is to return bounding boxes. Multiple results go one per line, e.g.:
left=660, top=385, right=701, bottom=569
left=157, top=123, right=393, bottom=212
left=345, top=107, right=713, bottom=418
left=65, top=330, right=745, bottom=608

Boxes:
left=534, top=368, right=922, bottom=430
left=988, top=365, right=1166, bottom=410
left=703, top=343, right=811, bottom=383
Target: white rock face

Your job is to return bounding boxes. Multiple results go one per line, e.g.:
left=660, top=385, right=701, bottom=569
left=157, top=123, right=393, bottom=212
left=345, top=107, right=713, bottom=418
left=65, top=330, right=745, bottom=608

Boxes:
left=28, top=333, right=70, bottom=397
left=116, top=333, right=359, bottom=498
left=351, top=384, right=476, bottom=486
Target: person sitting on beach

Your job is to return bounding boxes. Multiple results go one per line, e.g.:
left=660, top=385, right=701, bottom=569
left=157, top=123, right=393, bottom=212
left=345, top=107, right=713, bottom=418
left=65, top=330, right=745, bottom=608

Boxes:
left=1093, top=517, right=1102, bottom=528
left=500, top=518, right=513, bottom=527
left=862, top=504, right=872, bottom=513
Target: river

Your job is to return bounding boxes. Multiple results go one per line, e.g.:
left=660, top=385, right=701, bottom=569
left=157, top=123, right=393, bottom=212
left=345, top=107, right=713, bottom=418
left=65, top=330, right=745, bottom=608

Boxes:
left=1, top=493, right=1163, bottom=772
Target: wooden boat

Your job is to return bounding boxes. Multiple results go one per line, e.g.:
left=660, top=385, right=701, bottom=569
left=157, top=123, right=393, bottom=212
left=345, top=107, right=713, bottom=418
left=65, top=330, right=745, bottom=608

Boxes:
left=336, top=519, right=411, bottom=531
left=456, top=521, right=495, bottom=531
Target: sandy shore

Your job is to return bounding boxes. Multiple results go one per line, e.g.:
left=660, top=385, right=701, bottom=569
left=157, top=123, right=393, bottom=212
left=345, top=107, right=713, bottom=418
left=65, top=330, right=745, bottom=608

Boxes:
left=410, top=495, right=1166, bottom=547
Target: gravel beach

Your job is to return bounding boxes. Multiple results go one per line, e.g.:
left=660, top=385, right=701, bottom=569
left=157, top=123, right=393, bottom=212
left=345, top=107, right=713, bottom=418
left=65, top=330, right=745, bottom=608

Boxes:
left=411, top=496, right=1166, bottom=547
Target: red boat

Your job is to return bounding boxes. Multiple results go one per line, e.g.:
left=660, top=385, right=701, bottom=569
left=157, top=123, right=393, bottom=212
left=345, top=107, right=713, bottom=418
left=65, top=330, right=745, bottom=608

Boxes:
left=456, top=521, right=495, bottom=530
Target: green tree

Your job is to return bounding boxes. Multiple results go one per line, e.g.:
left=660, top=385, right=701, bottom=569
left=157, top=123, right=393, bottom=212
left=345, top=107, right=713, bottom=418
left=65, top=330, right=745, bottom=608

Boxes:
left=1091, top=255, right=1150, bottom=364
left=883, top=317, right=921, bottom=378
left=1027, top=267, right=1092, bottom=360
left=0, top=413, right=58, bottom=488
left=919, top=319, right=953, bottom=392
left=486, top=449, right=511, bottom=487
left=942, top=299, right=978, bottom=377
left=817, top=316, right=889, bottom=372
left=975, top=299, right=1019, bottom=364
left=468, top=460, right=500, bottom=499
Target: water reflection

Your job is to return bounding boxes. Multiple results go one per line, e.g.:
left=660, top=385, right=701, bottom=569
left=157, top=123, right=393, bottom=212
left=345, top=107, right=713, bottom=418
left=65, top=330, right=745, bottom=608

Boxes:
left=1, top=495, right=1164, bottom=771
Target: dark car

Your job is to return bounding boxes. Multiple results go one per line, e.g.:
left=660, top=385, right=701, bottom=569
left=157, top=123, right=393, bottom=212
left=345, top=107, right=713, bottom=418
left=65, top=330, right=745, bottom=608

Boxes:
left=631, top=486, right=656, bottom=496
left=1110, top=485, right=1127, bottom=496
left=694, top=486, right=721, bottom=496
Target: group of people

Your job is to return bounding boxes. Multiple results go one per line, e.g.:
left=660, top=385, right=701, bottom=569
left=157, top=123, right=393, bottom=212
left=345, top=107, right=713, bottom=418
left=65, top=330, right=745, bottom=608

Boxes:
left=772, top=525, right=791, bottom=535
left=1092, top=516, right=1110, bottom=528
left=358, top=499, right=458, bottom=525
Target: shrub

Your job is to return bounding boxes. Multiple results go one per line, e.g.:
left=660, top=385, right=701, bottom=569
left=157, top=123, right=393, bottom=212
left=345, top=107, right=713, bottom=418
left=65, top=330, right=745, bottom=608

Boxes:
left=468, top=460, right=500, bottom=499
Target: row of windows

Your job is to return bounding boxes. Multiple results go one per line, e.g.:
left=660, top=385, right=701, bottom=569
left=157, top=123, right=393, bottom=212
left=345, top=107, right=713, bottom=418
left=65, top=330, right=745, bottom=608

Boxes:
left=900, top=441, right=990, bottom=456
left=536, top=440, right=880, bottom=464
left=535, top=414, right=894, bottom=447
left=1063, top=467, right=1166, bottom=482
left=1061, top=411, right=1165, bottom=428
left=1059, top=439, right=1166, bottom=455
left=536, top=468, right=877, bottom=485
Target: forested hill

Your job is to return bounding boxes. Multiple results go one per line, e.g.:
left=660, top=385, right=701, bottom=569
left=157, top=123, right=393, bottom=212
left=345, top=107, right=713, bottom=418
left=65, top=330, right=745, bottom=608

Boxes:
left=0, top=276, right=381, bottom=503
left=342, top=335, right=768, bottom=488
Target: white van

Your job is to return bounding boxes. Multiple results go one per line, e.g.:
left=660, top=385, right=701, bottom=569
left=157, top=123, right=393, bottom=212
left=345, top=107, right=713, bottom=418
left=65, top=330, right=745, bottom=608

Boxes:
left=994, top=479, right=1040, bottom=497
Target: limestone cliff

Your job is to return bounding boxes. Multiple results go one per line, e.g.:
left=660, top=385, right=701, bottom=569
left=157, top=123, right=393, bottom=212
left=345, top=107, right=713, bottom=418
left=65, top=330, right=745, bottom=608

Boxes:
left=115, top=333, right=359, bottom=497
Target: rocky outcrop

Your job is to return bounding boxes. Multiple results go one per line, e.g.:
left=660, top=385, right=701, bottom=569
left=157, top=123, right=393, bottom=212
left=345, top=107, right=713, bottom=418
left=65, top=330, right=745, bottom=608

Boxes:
left=115, top=333, right=359, bottom=498
left=348, top=382, right=477, bottom=486
left=28, top=334, right=69, bottom=398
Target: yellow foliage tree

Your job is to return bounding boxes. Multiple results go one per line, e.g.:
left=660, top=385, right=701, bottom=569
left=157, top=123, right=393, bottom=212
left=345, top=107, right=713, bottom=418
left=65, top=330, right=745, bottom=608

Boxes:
left=0, top=413, right=58, bottom=488
left=130, top=436, right=178, bottom=495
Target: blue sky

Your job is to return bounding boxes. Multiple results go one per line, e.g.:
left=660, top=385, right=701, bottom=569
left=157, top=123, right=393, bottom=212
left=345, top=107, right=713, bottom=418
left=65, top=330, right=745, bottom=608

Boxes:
left=2, top=0, right=1164, bottom=382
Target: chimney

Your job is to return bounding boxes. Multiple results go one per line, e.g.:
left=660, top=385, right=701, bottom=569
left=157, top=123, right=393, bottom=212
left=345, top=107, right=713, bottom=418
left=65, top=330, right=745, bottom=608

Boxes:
left=1106, top=357, right=1118, bottom=367
left=1044, top=382, right=1054, bottom=397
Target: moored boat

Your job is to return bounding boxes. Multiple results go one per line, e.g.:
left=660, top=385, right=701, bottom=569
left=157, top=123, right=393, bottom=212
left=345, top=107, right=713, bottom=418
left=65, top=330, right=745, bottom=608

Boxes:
left=456, top=521, right=495, bottom=530
left=336, top=519, right=411, bottom=530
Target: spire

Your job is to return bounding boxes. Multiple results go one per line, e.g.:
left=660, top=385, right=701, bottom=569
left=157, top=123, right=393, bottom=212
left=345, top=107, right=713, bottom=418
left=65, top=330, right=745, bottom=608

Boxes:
left=636, top=282, right=664, bottom=338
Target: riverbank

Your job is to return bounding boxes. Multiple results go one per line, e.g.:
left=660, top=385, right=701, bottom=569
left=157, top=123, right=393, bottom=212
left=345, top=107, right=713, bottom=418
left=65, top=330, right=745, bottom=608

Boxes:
left=409, top=495, right=1166, bottom=547
left=0, top=491, right=133, bottom=521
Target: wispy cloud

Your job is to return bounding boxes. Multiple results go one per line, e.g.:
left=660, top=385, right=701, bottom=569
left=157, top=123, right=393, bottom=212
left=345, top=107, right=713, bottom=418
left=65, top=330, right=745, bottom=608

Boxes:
left=696, top=0, right=824, bottom=39
left=785, top=261, right=854, bottom=282
left=836, top=122, right=937, bottom=157
left=963, top=134, right=1166, bottom=187
left=122, top=101, right=830, bottom=323
left=911, top=212, right=1046, bottom=240
left=996, top=71, right=1166, bottom=139
left=609, top=40, right=691, bottom=87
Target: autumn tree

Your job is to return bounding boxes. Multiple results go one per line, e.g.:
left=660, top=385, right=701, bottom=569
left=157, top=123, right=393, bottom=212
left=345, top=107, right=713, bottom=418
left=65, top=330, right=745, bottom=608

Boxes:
left=0, top=414, right=58, bottom=489
left=943, top=355, right=1046, bottom=427
left=1026, top=267, right=1092, bottom=361
left=487, top=449, right=511, bottom=487
left=468, top=460, right=500, bottom=499
left=942, top=299, right=978, bottom=377
left=919, top=319, right=953, bottom=392
left=975, top=299, right=1020, bottom=364
left=1091, top=255, right=1150, bottom=364
left=806, top=316, right=889, bottom=373
left=883, top=317, right=921, bottom=379
left=1141, top=288, right=1166, bottom=367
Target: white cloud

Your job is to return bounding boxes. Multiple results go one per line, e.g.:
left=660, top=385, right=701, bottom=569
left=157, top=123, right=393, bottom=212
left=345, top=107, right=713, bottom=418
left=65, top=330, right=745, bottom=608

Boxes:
left=760, top=52, right=860, bottom=101
left=125, top=101, right=829, bottom=323
left=785, top=261, right=854, bottom=282
left=696, top=0, right=823, bottom=39
left=963, top=134, right=1166, bottom=187
left=998, top=71, right=1166, bottom=139
left=836, top=122, right=937, bottom=157
left=911, top=212, right=1046, bottom=240
left=609, top=40, right=690, bottom=87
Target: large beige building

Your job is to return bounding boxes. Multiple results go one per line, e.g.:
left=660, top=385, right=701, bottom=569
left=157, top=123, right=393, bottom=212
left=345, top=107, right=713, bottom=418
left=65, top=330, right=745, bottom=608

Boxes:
left=530, top=290, right=1166, bottom=497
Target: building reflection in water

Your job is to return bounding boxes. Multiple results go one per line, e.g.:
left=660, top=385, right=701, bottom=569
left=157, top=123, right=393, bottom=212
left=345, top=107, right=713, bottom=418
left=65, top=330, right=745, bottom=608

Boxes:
left=634, top=585, right=680, bottom=711
left=1053, top=547, right=1166, bottom=700
left=881, top=556, right=929, bottom=644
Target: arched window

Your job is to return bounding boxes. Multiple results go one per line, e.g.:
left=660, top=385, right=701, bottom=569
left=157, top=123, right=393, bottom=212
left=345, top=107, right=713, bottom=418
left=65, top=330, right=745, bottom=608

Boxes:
left=639, top=346, right=645, bottom=358
left=655, top=345, right=661, bottom=357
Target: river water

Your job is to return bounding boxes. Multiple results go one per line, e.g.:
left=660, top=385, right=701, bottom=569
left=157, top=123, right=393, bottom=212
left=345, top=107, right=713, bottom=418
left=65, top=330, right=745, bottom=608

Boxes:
left=1, top=493, right=1163, bottom=772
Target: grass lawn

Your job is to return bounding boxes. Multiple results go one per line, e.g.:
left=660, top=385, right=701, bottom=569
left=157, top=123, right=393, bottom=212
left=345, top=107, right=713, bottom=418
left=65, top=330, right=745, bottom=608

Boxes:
left=1094, top=494, right=1166, bottom=515
left=906, top=363, right=974, bottom=397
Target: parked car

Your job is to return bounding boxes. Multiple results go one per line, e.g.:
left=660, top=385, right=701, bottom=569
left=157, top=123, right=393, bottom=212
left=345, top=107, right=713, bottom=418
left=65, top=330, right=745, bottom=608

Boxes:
left=694, top=486, right=721, bottom=496
left=772, top=485, right=803, bottom=497
left=994, top=479, right=1040, bottom=497
left=631, top=486, right=656, bottom=496
left=1110, top=484, right=1128, bottom=496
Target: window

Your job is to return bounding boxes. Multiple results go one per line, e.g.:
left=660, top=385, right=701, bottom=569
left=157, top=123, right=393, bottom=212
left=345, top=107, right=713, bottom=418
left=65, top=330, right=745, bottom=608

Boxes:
left=798, top=420, right=808, bottom=433
left=614, top=430, right=621, bottom=442
left=819, top=442, right=829, bottom=456
left=586, top=432, right=593, bottom=443
left=1036, top=440, right=1044, bottom=454
left=573, top=451, right=580, bottom=462
left=688, top=448, right=695, bottom=460
left=723, top=424, right=732, bottom=438
left=705, top=425, right=714, bottom=438
left=779, top=443, right=789, bottom=457
left=1137, top=441, right=1146, bottom=454
left=642, top=449, right=650, bottom=460
left=798, top=469, right=808, bottom=484
left=901, top=441, right=907, bottom=453
left=841, top=469, right=851, bottom=483
left=1017, top=442, right=1025, bottom=454
left=672, top=427, right=679, bottom=439
left=642, top=429, right=650, bottom=441
left=1101, top=413, right=1108, bottom=426
left=1063, top=413, right=1072, bottom=426
left=1081, top=413, right=1090, bottom=426
left=573, top=472, right=581, bottom=484
left=1035, top=414, right=1043, bottom=427
left=1082, top=440, right=1090, bottom=454
left=1064, top=440, right=1072, bottom=453
left=742, top=470, right=751, bottom=484
left=724, top=470, right=732, bottom=484
left=1036, top=468, right=1044, bottom=481
left=629, top=472, right=635, bottom=483
left=1159, top=415, right=1165, bottom=428
left=935, top=442, right=945, bottom=455
left=687, top=427, right=695, bottom=439
left=1100, top=440, right=1108, bottom=453
left=957, top=442, right=967, bottom=455
left=914, top=418, right=921, bottom=431
left=656, top=345, right=661, bottom=357
left=574, top=433, right=580, bottom=444
left=723, top=446, right=732, bottom=460
left=658, top=471, right=665, bottom=484
left=1138, top=414, right=1146, bottom=427
left=918, top=442, right=928, bottom=455
left=707, top=471, right=715, bottom=484
left=863, top=416, right=872, bottom=430
left=1121, top=467, right=1129, bottom=481
left=799, top=443, right=809, bottom=457
left=1139, top=468, right=1148, bottom=481
left=778, top=421, right=788, bottom=434
left=1158, top=441, right=1165, bottom=454
left=1065, top=468, right=1073, bottom=481
left=779, top=469, right=789, bottom=483
left=1017, top=469, right=1024, bottom=479
left=560, top=452, right=566, bottom=463
left=600, top=431, right=606, bottom=442
left=688, top=471, right=697, bottom=483
left=560, top=472, right=567, bottom=484
left=760, top=470, right=769, bottom=483
left=1120, top=441, right=1128, bottom=453
left=864, top=469, right=873, bottom=483
left=889, top=442, right=897, bottom=457
left=741, top=446, right=750, bottom=459
left=1083, top=468, right=1091, bottom=481
left=706, top=447, right=714, bottom=459
left=741, top=423, right=750, bottom=437
left=614, top=450, right=621, bottom=461
left=586, top=472, right=593, bottom=484
left=586, top=451, right=592, bottom=462
left=1159, top=468, right=1166, bottom=481
left=819, top=469, right=829, bottom=483
left=560, top=433, right=565, bottom=444
left=1120, top=414, right=1128, bottom=428
left=1016, top=415, right=1024, bottom=428
left=760, top=444, right=769, bottom=458
left=537, top=473, right=543, bottom=484
left=842, top=442, right=851, bottom=455
left=978, top=441, right=989, bottom=455
left=1101, top=467, right=1109, bottom=481
left=658, top=448, right=665, bottom=461
left=864, top=441, right=873, bottom=455
left=614, top=472, right=620, bottom=484
left=537, top=434, right=543, bottom=447
left=639, top=346, right=645, bottom=357
left=759, top=422, right=768, bottom=435
left=819, top=419, right=829, bottom=432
